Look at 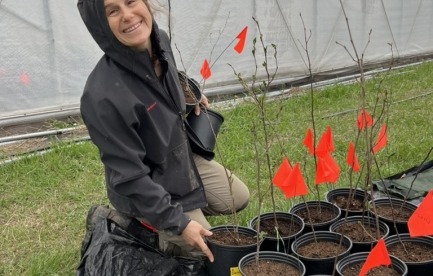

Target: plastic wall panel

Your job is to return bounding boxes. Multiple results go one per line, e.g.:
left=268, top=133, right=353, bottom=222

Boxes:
left=1, top=0, right=432, bottom=126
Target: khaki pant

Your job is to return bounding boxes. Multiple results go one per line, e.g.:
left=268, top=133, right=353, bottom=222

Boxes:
left=157, top=153, right=250, bottom=257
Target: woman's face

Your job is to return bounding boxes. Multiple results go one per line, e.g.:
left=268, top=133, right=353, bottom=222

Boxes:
left=103, top=0, right=153, bottom=52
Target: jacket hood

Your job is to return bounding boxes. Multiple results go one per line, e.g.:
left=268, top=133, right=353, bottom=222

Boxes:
left=77, top=0, right=165, bottom=75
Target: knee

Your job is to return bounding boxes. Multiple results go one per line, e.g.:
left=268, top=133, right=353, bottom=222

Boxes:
left=233, top=182, right=250, bottom=212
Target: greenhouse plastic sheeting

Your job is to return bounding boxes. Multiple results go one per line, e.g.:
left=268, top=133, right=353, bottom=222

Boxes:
left=1, top=0, right=433, bottom=126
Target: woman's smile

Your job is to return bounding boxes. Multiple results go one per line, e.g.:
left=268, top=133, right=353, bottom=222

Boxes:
left=124, top=21, right=141, bottom=33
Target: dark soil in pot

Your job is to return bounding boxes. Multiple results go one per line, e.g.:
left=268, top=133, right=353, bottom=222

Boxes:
left=336, top=252, right=407, bottom=276
left=330, top=215, right=390, bottom=253
left=289, top=201, right=341, bottom=233
left=249, top=212, right=304, bottom=253
left=326, top=188, right=369, bottom=216
left=205, top=225, right=258, bottom=276
left=239, top=251, right=306, bottom=276
left=369, top=197, right=417, bottom=235
left=385, top=233, right=433, bottom=275
left=291, top=231, right=352, bottom=275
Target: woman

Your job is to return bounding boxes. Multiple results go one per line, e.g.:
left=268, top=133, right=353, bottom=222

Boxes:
left=77, top=0, right=249, bottom=262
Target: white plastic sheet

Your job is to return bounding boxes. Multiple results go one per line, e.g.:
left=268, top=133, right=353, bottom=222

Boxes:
left=1, top=0, right=432, bottom=126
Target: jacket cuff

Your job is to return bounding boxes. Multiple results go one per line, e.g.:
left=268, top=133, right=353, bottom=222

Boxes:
left=165, top=214, right=191, bottom=236
left=176, top=215, right=191, bottom=235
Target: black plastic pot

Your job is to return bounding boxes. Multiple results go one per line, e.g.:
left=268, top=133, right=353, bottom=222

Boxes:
left=291, top=231, right=352, bottom=275
left=186, top=108, right=224, bottom=152
left=368, top=197, right=417, bottom=235
left=385, top=233, right=433, bottom=276
left=325, top=188, right=369, bottom=217
left=238, top=251, right=306, bottom=276
left=205, top=225, right=258, bottom=276
left=248, top=211, right=304, bottom=253
left=329, top=215, right=390, bottom=253
left=336, top=251, right=408, bottom=276
left=289, top=201, right=341, bottom=233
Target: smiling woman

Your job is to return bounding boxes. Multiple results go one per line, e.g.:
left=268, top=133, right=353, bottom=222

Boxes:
left=76, top=0, right=250, bottom=270
left=104, top=0, right=153, bottom=52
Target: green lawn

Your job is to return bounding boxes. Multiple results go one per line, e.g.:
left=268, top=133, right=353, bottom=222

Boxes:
left=1, top=61, right=432, bottom=275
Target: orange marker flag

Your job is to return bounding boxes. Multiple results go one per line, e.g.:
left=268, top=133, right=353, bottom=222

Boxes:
left=200, top=59, right=211, bottom=80
left=303, top=128, right=314, bottom=155
left=346, top=141, right=360, bottom=172
left=408, top=190, right=433, bottom=237
left=272, top=157, right=293, bottom=187
left=280, top=163, right=308, bottom=198
left=372, top=124, right=387, bottom=154
left=356, top=109, right=373, bottom=130
left=315, top=126, right=334, bottom=158
left=234, top=26, right=248, bottom=54
left=359, top=238, right=391, bottom=276
left=315, top=153, right=340, bottom=185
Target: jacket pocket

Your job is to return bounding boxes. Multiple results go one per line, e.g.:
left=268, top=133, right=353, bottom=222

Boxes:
left=152, top=139, right=202, bottom=198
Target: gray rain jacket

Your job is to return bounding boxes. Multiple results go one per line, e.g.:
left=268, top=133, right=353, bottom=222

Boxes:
left=77, top=0, right=207, bottom=235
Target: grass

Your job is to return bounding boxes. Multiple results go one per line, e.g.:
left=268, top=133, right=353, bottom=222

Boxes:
left=1, top=61, right=432, bottom=275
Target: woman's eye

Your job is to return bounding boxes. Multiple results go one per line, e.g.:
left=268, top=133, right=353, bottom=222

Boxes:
left=127, top=0, right=136, bottom=6
left=107, top=9, right=118, bottom=17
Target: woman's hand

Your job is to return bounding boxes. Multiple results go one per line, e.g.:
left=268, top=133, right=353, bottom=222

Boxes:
left=194, top=94, right=209, bottom=116
left=180, top=219, right=214, bottom=262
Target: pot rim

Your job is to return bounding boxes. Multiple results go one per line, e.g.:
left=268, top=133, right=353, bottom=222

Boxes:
left=248, top=211, right=305, bottom=238
left=291, top=231, right=353, bottom=261
left=238, top=251, right=306, bottom=275
left=385, top=233, right=433, bottom=264
left=329, top=215, right=390, bottom=245
left=206, top=225, right=259, bottom=249
left=336, top=251, right=408, bottom=275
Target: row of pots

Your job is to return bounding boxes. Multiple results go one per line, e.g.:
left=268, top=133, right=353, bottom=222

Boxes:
left=204, top=189, right=432, bottom=275
left=237, top=246, right=408, bottom=276
left=205, top=226, right=429, bottom=275
left=325, top=188, right=419, bottom=235
left=236, top=233, right=433, bottom=276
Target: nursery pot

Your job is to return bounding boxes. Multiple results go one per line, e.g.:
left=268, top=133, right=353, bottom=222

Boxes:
left=178, top=71, right=202, bottom=114
left=385, top=233, right=433, bottom=276
left=336, top=251, right=408, bottom=276
left=238, top=251, right=306, bottom=276
left=205, top=225, right=258, bottom=276
left=291, top=231, right=352, bottom=275
left=186, top=108, right=224, bottom=152
left=368, top=197, right=417, bottom=235
left=329, top=215, right=390, bottom=253
left=325, top=188, right=369, bottom=217
left=289, top=200, right=341, bottom=233
left=248, top=211, right=304, bottom=253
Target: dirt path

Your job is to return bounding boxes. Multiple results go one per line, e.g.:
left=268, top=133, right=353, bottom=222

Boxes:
left=0, top=116, right=89, bottom=159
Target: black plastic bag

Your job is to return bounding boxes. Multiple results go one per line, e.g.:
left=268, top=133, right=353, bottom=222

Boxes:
left=76, top=217, right=179, bottom=276
left=76, top=205, right=208, bottom=276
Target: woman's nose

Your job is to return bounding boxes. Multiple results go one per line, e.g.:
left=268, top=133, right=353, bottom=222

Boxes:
left=122, top=8, right=134, bottom=22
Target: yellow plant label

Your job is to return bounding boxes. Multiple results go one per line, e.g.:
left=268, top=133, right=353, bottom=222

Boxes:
left=230, top=266, right=241, bottom=276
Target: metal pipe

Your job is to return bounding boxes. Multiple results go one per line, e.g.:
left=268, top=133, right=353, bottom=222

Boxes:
left=0, top=127, right=81, bottom=144
left=0, top=137, right=90, bottom=166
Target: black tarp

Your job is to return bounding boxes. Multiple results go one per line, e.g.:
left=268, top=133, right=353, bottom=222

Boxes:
left=373, top=160, right=433, bottom=201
